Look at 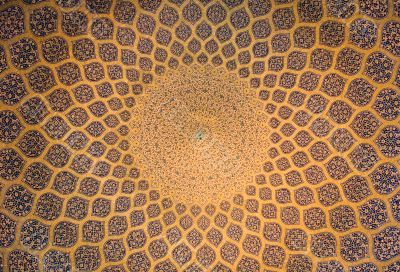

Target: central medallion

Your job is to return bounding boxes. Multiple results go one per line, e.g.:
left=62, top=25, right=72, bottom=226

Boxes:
left=130, top=65, right=269, bottom=204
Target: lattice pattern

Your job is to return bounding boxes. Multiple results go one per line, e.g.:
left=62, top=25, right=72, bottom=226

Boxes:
left=0, top=0, right=399, bottom=271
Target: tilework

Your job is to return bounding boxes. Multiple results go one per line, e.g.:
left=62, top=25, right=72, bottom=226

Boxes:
left=0, top=0, right=399, bottom=271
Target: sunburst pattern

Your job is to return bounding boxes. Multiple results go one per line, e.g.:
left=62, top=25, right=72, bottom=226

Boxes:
left=0, top=0, right=399, bottom=271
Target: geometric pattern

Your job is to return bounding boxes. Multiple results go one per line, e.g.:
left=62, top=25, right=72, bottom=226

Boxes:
left=0, top=0, right=399, bottom=271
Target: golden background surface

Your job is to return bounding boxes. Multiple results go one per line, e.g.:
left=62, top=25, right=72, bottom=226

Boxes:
left=0, top=0, right=399, bottom=271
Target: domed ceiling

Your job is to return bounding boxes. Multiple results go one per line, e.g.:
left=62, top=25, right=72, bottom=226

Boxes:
left=0, top=0, right=399, bottom=271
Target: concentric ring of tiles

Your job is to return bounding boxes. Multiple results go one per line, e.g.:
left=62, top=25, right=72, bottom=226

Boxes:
left=0, top=0, right=399, bottom=271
